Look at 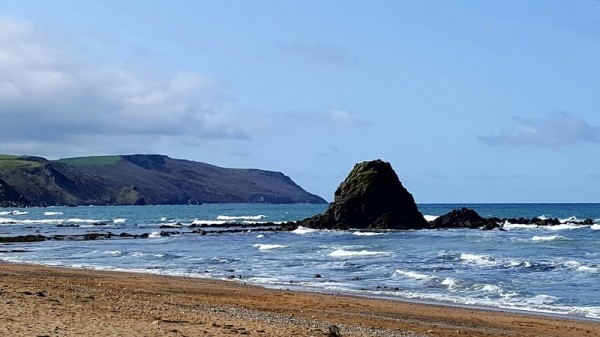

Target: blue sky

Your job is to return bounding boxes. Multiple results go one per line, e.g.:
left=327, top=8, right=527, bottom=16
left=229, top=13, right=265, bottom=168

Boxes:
left=1, top=1, right=599, bottom=202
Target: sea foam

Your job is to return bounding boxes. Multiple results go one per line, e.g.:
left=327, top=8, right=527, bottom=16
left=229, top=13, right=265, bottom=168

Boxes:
left=460, top=253, right=496, bottom=265
left=66, top=218, right=107, bottom=224
left=0, top=210, right=29, bottom=216
left=292, top=226, right=318, bottom=235
left=576, top=266, right=599, bottom=273
left=329, top=248, right=392, bottom=258
left=217, top=215, right=266, bottom=221
left=393, top=269, right=436, bottom=281
left=253, top=244, right=287, bottom=251
left=548, top=224, right=585, bottom=231
left=352, top=231, right=384, bottom=236
left=191, top=219, right=227, bottom=226
left=149, top=231, right=161, bottom=238
left=502, top=221, right=538, bottom=230
left=532, top=235, right=567, bottom=242
left=441, top=277, right=460, bottom=291
left=423, top=215, right=439, bottom=222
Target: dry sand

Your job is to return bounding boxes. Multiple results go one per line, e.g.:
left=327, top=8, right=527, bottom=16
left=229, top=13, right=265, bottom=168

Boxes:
left=0, top=263, right=599, bottom=337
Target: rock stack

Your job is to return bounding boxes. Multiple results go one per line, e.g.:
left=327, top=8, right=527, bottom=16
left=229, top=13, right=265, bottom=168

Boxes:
left=298, top=160, right=428, bottom=230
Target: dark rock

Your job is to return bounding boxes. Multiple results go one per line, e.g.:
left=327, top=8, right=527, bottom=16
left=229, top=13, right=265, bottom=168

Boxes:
left=298, top=160, right=428, bottom=230
left=314, top=274, right=322, bottom=278
left=0, top=249, right=29, bottom=253
left=192, top=229, right=207, bottom=235
left=327, top=325, right=342, bottom=337
left=83, top=233, right=111, bottom=240
left=0, top=234, right=46, bottom=243
left=189, top=222, right=278, bottom=228
left=160, top=223, right=183, bottom=229
left=531, top=218, right=549, bottom=226
left=431, top=208, right=499, bottom=230
left=0, top=177, right=29, bottom=207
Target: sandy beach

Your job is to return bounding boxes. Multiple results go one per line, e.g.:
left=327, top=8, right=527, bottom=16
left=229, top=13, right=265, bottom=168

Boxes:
left=0, top=263, right=598, bottom=336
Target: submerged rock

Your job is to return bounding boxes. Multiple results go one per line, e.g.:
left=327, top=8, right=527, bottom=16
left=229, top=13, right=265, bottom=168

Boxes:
left=298, top=160, right=428, bottom=230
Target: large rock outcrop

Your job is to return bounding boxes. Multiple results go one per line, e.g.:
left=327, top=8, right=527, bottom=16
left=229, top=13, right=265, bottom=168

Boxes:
left=297, top=160, right=428, bottom=230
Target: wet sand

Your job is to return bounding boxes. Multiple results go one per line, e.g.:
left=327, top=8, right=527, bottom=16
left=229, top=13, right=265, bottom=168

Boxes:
left=0, top=263, right=598, bottom=336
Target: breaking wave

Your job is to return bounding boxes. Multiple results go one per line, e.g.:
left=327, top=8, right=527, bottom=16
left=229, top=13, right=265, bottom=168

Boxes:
left=217, top=215, right=267, bottom=221
left=292, top=226, right=318, bottom=235
left=532, top=235, right=567, bottom=242
left=329, top=248, right=393, bottom=258
left=253, top=244, right=287, bottom=251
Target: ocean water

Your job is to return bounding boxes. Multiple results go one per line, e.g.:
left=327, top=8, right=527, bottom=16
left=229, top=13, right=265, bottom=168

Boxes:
left=1, top=203, right=599, bottom=319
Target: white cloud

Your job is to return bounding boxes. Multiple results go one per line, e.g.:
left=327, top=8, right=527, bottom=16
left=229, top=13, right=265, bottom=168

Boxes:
left=0, top=18, right=251, bottom=157
left=479, top=112, right=600, bottom=148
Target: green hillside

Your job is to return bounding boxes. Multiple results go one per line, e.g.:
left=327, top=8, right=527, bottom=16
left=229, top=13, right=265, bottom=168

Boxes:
left=0, top=154, right=326, bottom=206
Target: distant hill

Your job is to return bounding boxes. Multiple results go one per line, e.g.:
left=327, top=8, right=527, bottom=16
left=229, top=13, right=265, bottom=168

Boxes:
left=0, top=154, right=326, bottom=206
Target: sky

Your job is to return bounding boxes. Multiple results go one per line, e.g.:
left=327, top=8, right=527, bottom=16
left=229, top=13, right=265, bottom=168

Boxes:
left=1, top=1, right=599, bottom=203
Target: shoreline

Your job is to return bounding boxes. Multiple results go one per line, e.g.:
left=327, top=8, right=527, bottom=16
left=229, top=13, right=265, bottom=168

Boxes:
left=1, top=262, right=599, bottom=336
left=4, top=260, right=599, bottom=323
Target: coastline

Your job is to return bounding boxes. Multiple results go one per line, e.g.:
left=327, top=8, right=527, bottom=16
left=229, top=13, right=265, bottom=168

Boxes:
left=1, top=263, right=599, bottom=336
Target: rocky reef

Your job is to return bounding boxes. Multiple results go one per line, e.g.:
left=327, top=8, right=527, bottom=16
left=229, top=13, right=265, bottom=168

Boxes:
left=296, top=160, right=429, bottom=230
left=289, top=159, right=595, bottom=231
left=430, top=207, right=500, bottom=230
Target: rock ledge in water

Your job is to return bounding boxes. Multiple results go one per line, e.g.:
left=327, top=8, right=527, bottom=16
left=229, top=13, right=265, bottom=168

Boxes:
left=431, top=207, right=499, bottom=230
left=297, top=160, right=428, bottom=230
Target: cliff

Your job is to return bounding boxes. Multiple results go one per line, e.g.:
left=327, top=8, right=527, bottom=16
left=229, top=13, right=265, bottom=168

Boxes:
left=0, top=154, right=326, bottom=206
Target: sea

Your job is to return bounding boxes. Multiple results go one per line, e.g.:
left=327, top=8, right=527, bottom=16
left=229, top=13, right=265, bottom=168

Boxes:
left=1, top=203, right=599, bottom=320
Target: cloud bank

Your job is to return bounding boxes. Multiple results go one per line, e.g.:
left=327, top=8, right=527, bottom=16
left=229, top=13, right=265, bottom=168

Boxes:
left=0, top=18, right=250, bottom=157
left=479, top=112, right=600, bottom=148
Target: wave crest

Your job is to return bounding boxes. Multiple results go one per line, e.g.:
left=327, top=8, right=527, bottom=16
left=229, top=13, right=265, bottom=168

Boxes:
left=217, top=215, right=266, bottom=221
left=532, top=235, right=567, bottom=242
left=329, top=248, right=392, bottom=258
left=253, top=244, right=287, bottom=251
